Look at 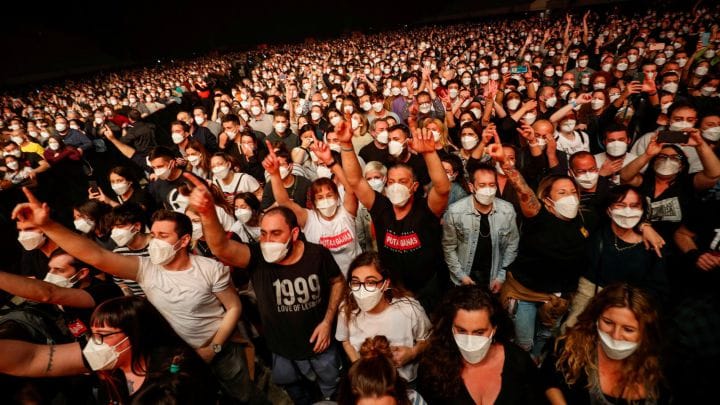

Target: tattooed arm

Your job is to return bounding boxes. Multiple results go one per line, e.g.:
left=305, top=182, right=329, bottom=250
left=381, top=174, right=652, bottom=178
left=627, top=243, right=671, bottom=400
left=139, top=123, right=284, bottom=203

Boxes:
left=0, top=340, right=87, bottom=377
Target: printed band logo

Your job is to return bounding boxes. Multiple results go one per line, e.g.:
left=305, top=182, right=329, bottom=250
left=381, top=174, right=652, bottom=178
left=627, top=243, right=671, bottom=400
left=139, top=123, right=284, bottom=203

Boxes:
left=384, top=231, right=421, bottom=251
left=319, top=229, right=353, bottom=250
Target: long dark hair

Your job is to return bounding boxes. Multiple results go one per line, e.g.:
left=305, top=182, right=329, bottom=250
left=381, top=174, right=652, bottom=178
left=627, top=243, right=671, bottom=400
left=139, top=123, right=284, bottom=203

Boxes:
left=418, top=285, right=514, bottom=399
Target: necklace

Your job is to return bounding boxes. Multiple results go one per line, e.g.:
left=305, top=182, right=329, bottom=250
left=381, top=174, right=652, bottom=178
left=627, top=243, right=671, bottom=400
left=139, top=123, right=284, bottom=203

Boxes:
left=613, top=234, right=641, bottom=252
left=479, top=214, right=490, bottom=238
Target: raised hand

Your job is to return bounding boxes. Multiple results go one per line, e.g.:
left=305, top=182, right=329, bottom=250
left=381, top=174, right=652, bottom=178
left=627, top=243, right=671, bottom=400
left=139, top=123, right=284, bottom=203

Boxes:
left=487, top=131, right=506, bottom=163
left=576, top=93, right=593, bottom=104
left=516, top=124, right=536, bottom=143
left=599, top=158, right=623, bottom=177
left=261, top=140, right=281, bottom=176
left=184, top=173, right=215, bottom=216
left=481, top=124, right=497, bottom=146
left=11, top=187, right=50, bottom=229
left=645, top=134, right=663, bottom=157
left=409, top=127, right=437, bottom=154
left=684, top=128, right=705, bottom=148
left=309, top=141, right=333, bottom=165
left=334, top=120, right=353, bottom=144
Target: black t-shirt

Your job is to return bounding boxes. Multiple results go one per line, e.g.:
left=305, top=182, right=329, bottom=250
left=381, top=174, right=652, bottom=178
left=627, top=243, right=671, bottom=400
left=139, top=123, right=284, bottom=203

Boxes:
left=62, top=278, right=123, bottom=333
left=147, top=173, right=188, bottom=210
left=469, top=213, right=492, bottom=286
left=15, top=247, right=57, bottom=279
left=683, top=198, right=720, bottom=287
left=510, top=208, right=595, bottom=293
left=246, top=242, right=341, bottom=360
left=359, top=142, right=389, bottom=164
left=369, top=191, right=447, bottom=292
left=640, top=172, right=696, bottom=243
left=261, top=175, right=311, bottom=210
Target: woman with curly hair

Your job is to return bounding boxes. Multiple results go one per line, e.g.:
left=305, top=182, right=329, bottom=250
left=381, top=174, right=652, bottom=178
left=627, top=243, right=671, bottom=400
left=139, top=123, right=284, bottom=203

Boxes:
left=416, top=285, right=542, bottom=404
left=541, top=283, right=667, bottom=404
left=336, top=252, right=430, bottom=383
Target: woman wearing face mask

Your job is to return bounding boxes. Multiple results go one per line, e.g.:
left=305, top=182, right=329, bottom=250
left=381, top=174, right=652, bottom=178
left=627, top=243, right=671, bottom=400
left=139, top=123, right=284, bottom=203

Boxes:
left=264, top=140, right=360, bottom=276
left=542, top=284, right=666, bottom=404
left=73, top=199, right=114, bottom=249
left=564, top=186, right=668, bottom=329
left=620, top=132, right=720, bottom=242
left=422, top=117, right=456, bottom=159
left=553, top=110, right=591, bottom=156
left=185, top=140, right=211, bottom=180
left=417, top=285, right=542, bottom=404
left=210, top=152, right=262, bottom=205
left=356, top=161, right=387, bottom=253
left=576, top=89, right=618, bottom=152
left=441, top=154, right=470, bottom=205
left=230, top=192, right=261, bottom=244
left=0, top=296, right=217, bottom=404
left=350, top=112, right=373, bottom=150
left=336, top=252, right=430, bottom=383
left=2, top=154, right=37, bottom=190
left=91, top=166, right=153, bottom=213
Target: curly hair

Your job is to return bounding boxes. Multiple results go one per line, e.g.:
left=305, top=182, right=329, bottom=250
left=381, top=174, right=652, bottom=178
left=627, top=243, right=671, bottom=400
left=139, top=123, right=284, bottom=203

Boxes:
left=554, top=283, right=663, bottom=400
left=417, top=285, right=514, bottom=399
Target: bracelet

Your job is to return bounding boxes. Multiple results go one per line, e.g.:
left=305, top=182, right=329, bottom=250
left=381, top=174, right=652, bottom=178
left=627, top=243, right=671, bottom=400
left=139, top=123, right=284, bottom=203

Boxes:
left=327, top=160, right=338, bottom=168
left=570, top=99, right=578, bottom=108
left=341, top=146, right=354, bottom=152
left=647, top=92, right=657, bottom=96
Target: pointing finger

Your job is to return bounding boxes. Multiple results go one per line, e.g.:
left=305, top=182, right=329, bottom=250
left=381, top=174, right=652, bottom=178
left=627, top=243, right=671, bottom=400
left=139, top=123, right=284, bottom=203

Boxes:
left=183, top=172, right=208, bottom=191
left=22, top=187, right=40, bottom=205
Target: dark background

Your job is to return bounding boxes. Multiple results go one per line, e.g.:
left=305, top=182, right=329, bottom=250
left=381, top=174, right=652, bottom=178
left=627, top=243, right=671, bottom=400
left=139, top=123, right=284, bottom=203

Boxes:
left=0, top=0, right=537, bottom=87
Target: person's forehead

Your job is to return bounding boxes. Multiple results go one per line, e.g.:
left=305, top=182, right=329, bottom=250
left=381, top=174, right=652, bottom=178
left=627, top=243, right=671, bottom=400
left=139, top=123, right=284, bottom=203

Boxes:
left=151, top=220, right=177, bottom=233
left=261, top=213, right=290, bottom=231
left=572, top=155, right=597, bottom=168
left=388, top=166, right=413, bottom=179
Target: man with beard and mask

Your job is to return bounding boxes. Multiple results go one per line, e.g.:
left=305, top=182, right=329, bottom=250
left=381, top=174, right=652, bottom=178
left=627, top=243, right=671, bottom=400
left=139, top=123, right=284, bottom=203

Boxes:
left=0, top=249, right=121, bottom=334
left=340, top=121, right=450, bottom=313
left=12, top=195, right=262, bottom=404
left=185, top=177, right=345, bottom=405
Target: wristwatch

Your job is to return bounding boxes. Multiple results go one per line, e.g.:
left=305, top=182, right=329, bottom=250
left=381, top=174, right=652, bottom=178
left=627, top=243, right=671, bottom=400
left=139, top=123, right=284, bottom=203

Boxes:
left=212, top=343, right=222, bottom=354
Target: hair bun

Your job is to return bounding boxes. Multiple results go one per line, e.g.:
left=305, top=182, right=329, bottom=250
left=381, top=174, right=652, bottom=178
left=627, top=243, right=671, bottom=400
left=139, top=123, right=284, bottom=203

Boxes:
left=358, top=335, right=393, bottom=360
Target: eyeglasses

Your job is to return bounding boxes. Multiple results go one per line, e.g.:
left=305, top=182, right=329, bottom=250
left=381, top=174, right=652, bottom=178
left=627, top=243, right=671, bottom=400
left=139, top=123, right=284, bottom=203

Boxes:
left=91, top=331, right=123, bottom=345
left=349, top=279, right=386, bottom=292
left=656, top=154, right=682, bottom=162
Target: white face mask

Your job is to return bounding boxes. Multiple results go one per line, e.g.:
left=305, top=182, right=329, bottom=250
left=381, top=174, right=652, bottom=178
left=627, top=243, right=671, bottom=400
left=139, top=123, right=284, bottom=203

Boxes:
left=330, top=116, right=342, bottom=126
left=702, top=126, right=720, bottom=142
left=74, top=218, right=95, bottom=234
left=352, top=282, right=386, bottom=312
left=597, top=327, right=639, bottom=360
left=154, top=166, right=171, bottom=180
left=695, top=66, right=709, bottom=76
left=653, top=158, right=681, bottom=176
left=574, top=172, right=599, bottom=190
left=250, top=106, right=262, bottom=116
left=367, top=178, right=385, bottom=192
left=187, top=155, right=201, bottom=167
left=274, top=122, right=287, bottom=133
left=668, top=121, right=693, bottom=131
left=551, top=195, right=579, bottom=219
left=385, top=183, right=412, bottom=206
left=591, top=99, right=605, bottom=110
left=191, top=222, right=203, bottom=241
left=523, top=113, right=537, bottom=125
left=474, top=186, right=497, bottom=205
left=212, top=165, right=231, bottom=179
left=110, top=227, right=137, bottom=247
left=43, top=272, right=79, bottom=288
left=605, top=141, right=627, bottom=157
left=545, top=96, right=558, bottom=108
left=506, top=99, right=521, bottom=110
left=616, top=62, right=628, bottom=71
left=315, top=197, right=338, bottom=217
left=235, top=208, right=253, bottom=223
left=111, top=181, right=131, bottom=196
left=260, top=235, right=292, bottom=263
left=461, top=135, right=479, bottom=150
left=661, top=82, right=678, bottom=94
left=316, top=165, right=333, bottom=179
left=17, top=230, right=46, bottom=251
left=279, top=165, right=291, bottom=179
left=453, top=330, right=494, bottom=364
left=375, top=130, right=389, bottom=144
left=83, top=336, right=131, bottom=371
left=561, top=120, right=576, bottom=133
left=171, top=132, right=185, bottom=144
left=55, top=123, right=67, bottom=132
left=388, top=140, right=404, bottom=157
left=610, top=207, right=643, bottom=229
left=372, top=102, right=384, bottom=113
left=310, top=111, right=322, bottom=121
left=147, top=238, right=181, bottom=265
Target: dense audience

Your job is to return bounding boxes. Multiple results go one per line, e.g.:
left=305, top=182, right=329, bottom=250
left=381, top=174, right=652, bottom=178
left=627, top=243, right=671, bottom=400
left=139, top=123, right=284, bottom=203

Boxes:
left=1, top=1, right=719, bottom=403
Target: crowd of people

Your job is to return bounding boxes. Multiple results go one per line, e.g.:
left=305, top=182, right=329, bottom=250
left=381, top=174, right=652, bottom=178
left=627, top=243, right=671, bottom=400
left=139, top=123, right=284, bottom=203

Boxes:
left=1, top=1, right=719, bottom=403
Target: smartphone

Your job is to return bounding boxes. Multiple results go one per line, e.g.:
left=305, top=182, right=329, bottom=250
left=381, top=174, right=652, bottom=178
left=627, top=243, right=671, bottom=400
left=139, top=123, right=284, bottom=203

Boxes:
left=701, top=32, right=711, bottom=47
left=510, top=65, right=528, bottom=74
left=88, top=181, right=99, bottom=194
left=632, top=71, right=645, bottom=82
left=657, top=130, right=689, bottom=144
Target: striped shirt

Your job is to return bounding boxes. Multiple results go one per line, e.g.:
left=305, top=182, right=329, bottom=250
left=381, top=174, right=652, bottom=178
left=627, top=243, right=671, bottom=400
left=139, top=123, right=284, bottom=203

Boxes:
left=112, top=244, right=149, bottom=296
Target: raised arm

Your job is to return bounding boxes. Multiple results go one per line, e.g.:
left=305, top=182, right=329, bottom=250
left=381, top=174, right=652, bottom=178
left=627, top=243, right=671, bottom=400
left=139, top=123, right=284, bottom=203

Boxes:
left=186, top=174, right=252, bottom=268
left=0, top=340, right=86, bottom=377
left=689, top=129, right=720, bottom=189
left=620, top=135, right=660, bottom=186
left=411, top=127, right=450, bottom=217
left=487, top=131, right=541, bottom=218
left=337, top=121, right=376, bottom=209
left=262, top=140, right=308, bottom=226
left=12, top=188, right=138, bottom=280
left=310, top=141, right=358, bottom=216
left=103, top=125, right=136, bottom=159
left=0, top=271, right=96, bottom=308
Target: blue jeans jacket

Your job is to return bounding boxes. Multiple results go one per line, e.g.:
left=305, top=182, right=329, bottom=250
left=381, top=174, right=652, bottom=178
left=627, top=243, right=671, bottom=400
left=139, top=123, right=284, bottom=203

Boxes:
left=442, top=195, right=519, bottom=286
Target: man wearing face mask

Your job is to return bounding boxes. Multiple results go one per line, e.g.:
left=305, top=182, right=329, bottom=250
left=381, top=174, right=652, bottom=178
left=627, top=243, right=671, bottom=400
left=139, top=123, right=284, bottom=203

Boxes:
left=260, top=147, right=311, bottom=210
left=0, top=250, right=121, bottom=336
left=146, top=146, right=188, bottom=209
left=359, top=118, right=390, bottom=164
left=594, top=124, right=637, bottom=186
left=380, top=124, right=431, bottom=187
left=442, top=164, right=519, bottom=292
left=121, top=109, right=157, bottom=159
left=265, top=110, right=299, bottom=151
left=53, top=116, right=92, bottom=155
left=13, top=196, right=259, bottom=404
left=247, top=98, right=274, bottom=136
left=569, top=151, right=611, bottom=211
left=12, top=224, right=59, bottom=280
left=341, top=121, right=450, bottom=313
left=109, top=203, right=150, bottom=297
left=193, top=106, right=222, bottom=137
left=177, top=110, right=218, bottom=153
left=186, top=179, right=345, bottom=404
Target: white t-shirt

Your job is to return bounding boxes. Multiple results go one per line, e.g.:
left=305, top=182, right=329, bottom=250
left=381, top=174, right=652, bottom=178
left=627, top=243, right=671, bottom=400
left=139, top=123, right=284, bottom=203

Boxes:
left=136, top=255, right=230, bottom=348
left=302, top=206, right=360, bottom=277
left=594, top=151, right=638, bottom=185
left=555, top=130, right=590, bottom=155
left=335, top=297, right=431, bottom=381
left=630, top=130, right=702, bottom=173
left=215, top=172, right=260, bottom=198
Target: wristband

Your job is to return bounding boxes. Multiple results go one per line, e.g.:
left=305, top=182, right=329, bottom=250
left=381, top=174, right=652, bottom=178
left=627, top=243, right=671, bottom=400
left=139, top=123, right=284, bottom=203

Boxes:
left=327, top=160, right=338, bottom=168
left=341, top=147, right=354, bottom=152
left=570, top=99, right=578, bottom=108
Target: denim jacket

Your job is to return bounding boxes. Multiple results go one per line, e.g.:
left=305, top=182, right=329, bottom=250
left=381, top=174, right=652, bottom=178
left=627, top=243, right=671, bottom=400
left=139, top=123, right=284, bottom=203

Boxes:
left=442, top=195, right=519, bottom=286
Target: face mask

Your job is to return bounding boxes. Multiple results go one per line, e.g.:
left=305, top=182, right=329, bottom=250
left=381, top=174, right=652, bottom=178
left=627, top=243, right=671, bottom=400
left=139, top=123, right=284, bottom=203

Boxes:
left=627, top=54, right=638, bottom=63
left=191, top=222, right=203, bottom=241
left=43, top=271, right=79, bottom=288
left=315, top=197, right=338, bottom=217
left=490, top=73, right=500, bottom=81
left=448, top=89, right=459, bottom=98
left=266, top=105, right=276, bottom=113
left=250, top=106, right=262, bottom=116
left=474, top=186, right=497, bottom=205
left=55, top=123, right=67, bottom=132
left=581, top=77, right=591, bottom=86
left=702, top=126, right=720, bottom=142
left=388, top=140, right=404, bottom=157
left=235, top=208, right=253, bottom=224
left=74, top=218, right=95, bottom=234
left=601, top=63, right=613, bottom=72
left=212, top=165, right=231, bottom=179
left=701, top=86, right=717, bottom=97
left=83, top=336, right=130, bottom=371
left=261, top=234, right=292, bottom=263
left=186, top=155, right=202, bottom=167
left=523, top=113, right=537, bottom=125
left=669, top=121, right=693, bottom=131
left=111, top=227, right=137, bottom=247
left=551, top=195, right=579, bottom=219
left=193, top=115, right=205, bottom=125
left=616, top=62, right=628, bottom=71
left=662, top=82, right=678, bottom=94
left=148, top=238, right=181, bottom=266
left=610, top=207, right=643, bottom=229
left=591, top=99, right=605, bottom=110
left=597, top=327, right=639, bottom=360
left=574, top=172, right=599, bottom=189
left=274, top=122, right=287, bottom=133
left=154, top=165, right=171, bottom=180
left=695, top=66, right=709, bottom=76
left=7, top=161, right=19, bottom=171
left=506, top=99, right=520, bottom=110
left=220, top=106, right=230, bottom=115
left=171, top=132, right=185, bottom=144
left=461, top=135, right=478, bottom=150
left=330, top=115, right=342, bottom=126
left=462, top=78, right=472, bottom=86
left=315, top=164, right=333, bottom=178
left=654, top=158, right=681, bottom=176
left=545, top=96, right=558, bottom=108
left=352, top=282, right=386, bottom=312
left=578, top=59, right=589, bottom=68
left=704, top=50, right=716, bottom=59
left=372, top=102, right=384, bottom=113
left=479, top=76, right=489, bottom=84
left=593, top=82, right=606, bottom=90
left=431, top=130, right=441, bottom=143
left=544, top=68, right=555, bottom=77
left=385, top=183, right=411, bottom=206
left=368, top=178, right=385, bottom=192
left=18, top=230, right=46, bottom=251
left=561, top=120, right=576, bottom=133
left=454, top=331, right=493, bottom=364
left=606, top=140, right=627, bottom=157
left=676, top=58, right=687, bottom=67
left=11, top=136, right=24, bottom=146
left=419, top=103, right=432, bottom=114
